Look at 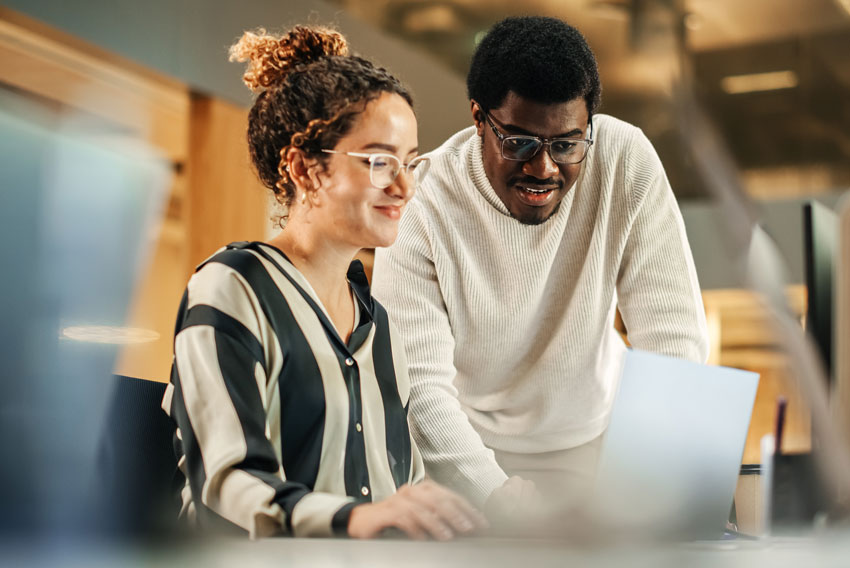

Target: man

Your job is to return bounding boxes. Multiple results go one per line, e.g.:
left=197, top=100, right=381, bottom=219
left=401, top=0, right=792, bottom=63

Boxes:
left=372, top=16, right=709, bottom=510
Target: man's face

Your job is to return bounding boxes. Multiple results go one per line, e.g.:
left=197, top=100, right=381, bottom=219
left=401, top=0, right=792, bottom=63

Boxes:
left=473, top=92, right=590, bottom=225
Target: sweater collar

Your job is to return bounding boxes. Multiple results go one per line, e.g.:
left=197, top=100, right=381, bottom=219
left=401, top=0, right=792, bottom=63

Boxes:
left=466, top=131, right=512, bottom=217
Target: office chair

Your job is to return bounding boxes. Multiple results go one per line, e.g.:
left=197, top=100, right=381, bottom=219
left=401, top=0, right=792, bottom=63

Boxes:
left=95, top=375, right=181, bottom=537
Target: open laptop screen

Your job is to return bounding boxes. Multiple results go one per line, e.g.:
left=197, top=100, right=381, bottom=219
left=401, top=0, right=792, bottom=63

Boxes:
left=592, top=349, right=759, bottom=540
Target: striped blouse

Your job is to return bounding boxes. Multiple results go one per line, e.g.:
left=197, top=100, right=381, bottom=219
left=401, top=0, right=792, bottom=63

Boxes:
left=162, top=241, right=424, bottom=538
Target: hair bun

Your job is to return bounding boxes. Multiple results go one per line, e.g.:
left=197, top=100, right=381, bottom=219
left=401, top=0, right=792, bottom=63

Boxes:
left=229, top=25, right=349, bottom=92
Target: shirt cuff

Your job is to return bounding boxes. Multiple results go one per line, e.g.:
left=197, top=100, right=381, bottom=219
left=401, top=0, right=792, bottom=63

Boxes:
left=290, top=493, right=356, bottom=537
left=331, top=502, right=358, bottom=537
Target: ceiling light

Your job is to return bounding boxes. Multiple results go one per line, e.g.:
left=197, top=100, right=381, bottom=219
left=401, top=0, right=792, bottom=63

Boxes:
left=61, top=325, right=160, bottom=344
left=400, top=4, right=462, bottom=34
left=720, top=70, right=798, bottom=95
left=684, top=13, right=701, bottom=31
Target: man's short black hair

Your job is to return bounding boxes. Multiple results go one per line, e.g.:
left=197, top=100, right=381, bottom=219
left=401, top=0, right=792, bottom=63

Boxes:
left=467, top=16, right=602, bottom=115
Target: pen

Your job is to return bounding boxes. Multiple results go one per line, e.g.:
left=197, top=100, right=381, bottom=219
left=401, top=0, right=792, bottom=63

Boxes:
left=774, top=396, right=787, bottom=456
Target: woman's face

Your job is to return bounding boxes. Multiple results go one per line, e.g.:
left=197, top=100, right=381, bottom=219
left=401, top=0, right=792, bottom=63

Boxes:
left=308, top=92, right=419, bottom=250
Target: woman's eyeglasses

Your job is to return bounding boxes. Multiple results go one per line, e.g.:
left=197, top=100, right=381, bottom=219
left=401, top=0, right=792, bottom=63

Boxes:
left=482, top=110, right=593, bottom=165
left=321, top=150, right=431, bottom=189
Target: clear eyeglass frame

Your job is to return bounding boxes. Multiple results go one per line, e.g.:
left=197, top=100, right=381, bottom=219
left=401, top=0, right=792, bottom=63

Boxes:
left=321, top=149, right=431, bottom=189
left=482, top=110, right=594, bottom=165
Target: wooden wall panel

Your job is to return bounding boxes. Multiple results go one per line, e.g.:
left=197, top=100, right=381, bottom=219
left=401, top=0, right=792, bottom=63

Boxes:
left=186, top=95, right=271, bottom=271
left=0, top=9, right=189, bottom=163
left=118, top=97, right=272, bottom=381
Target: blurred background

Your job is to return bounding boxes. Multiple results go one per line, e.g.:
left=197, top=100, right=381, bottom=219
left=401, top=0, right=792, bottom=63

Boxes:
left=1, top=0, right=849, bottom=538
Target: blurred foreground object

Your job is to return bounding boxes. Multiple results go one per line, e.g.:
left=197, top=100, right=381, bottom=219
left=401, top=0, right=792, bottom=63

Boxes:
left=0, top=85, right=170, bottom=536
left=674, top=73, right=850, bottom=523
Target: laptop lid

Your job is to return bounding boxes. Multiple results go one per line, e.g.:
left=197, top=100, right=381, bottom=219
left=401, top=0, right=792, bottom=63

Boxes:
left=591, top=349, right=759, bottom=540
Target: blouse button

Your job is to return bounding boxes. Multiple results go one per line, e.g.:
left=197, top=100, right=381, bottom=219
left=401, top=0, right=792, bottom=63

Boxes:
left=355, top=422, right=362, bottom=432
left=345, top=357, right=355, bottom=367
left=361, top=486, right=370, bottom=496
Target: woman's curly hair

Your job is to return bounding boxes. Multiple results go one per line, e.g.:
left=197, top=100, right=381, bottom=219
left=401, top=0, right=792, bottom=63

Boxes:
left=229, top=25, right=413, bottom=212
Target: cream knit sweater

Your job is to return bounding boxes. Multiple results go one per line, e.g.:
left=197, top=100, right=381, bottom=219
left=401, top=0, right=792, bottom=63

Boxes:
left=372, top=115, right=709, bottom=505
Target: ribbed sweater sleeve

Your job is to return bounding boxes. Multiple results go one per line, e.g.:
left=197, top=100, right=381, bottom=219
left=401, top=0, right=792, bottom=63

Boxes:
left=615, top=129, right=710, bottom=361
left=373, top=201, right=509, bottom=506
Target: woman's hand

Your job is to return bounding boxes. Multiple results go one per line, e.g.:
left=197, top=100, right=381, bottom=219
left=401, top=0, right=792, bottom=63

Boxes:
left=347, top=480, right=488, bottom=540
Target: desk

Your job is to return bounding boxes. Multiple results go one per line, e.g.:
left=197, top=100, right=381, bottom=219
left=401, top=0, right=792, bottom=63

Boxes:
left=182, top=535, right=850, bottom=568
left=8, top=533, right=846, bottom=568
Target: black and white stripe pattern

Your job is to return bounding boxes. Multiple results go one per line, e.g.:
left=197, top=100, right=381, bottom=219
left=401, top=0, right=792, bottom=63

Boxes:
left=162, top=241, right=424, bottom=538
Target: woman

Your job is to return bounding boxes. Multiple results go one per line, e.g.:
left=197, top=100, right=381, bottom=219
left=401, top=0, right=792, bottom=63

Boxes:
left=161, top=25, right=486, bottom=539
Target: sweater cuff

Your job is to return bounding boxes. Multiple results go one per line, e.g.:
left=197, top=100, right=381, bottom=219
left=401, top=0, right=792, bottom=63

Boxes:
left=447, top=463, right=509, bottom=507
left=290, top=493, right=356, bottom=537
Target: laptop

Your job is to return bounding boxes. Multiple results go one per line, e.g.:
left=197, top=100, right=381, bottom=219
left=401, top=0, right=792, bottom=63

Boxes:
left=590, top=349, right=760, bottom=540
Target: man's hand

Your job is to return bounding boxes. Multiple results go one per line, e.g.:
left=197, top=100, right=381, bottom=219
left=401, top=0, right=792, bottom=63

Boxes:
left=347, top=480, right=488, bottom=540
left=484, top=476, right=543, bottom=523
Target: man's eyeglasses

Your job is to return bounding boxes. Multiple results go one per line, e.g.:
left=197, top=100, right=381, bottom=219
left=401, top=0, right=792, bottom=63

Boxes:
left=321, top=150, right=430, bottom=189
left=481, top=110, right=593, bottom=165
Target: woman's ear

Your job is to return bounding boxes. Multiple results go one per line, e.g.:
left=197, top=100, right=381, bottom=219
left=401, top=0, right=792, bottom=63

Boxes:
left=289, top=150, right=328, bottom=197
left=286, top=148, right=314, bottom=192
left=305, top=162, right=324, bottom=192
left=287, top=148, right=326, bottom=207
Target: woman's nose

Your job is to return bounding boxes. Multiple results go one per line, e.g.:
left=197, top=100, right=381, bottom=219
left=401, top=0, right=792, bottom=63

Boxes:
left=387, top=169, right=414, bottom=201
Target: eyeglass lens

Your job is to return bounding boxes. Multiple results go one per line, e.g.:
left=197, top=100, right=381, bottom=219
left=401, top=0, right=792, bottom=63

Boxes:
left=369, top=155, right=429, bottom=188
left=502, top=137, right=588, bottom=164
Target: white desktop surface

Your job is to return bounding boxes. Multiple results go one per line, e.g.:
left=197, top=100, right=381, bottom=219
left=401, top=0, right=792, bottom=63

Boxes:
left=241, top=535, right=841, bottom=568
left=5, top=533, right=847, bottom=568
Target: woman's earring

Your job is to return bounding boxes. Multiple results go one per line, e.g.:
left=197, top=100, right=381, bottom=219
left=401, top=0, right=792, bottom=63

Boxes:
left=300, top=192, right=307, bottom=205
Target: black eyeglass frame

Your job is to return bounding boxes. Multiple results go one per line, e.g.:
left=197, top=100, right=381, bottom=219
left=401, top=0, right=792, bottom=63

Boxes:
left=478, top=104, right=594, bottom=165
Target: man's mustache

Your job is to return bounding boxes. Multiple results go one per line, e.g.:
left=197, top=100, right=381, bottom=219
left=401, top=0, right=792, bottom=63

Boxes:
left=508, top=176, right=564, bottom=189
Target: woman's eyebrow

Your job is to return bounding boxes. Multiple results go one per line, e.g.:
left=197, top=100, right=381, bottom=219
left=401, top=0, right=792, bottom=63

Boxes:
left=360, top=142, right=419, bottom=154
left=360, top=142, right=397, bottom=152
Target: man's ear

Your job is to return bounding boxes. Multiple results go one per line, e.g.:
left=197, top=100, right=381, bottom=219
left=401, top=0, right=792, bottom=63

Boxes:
left=470, top=100, right=486, bottom=137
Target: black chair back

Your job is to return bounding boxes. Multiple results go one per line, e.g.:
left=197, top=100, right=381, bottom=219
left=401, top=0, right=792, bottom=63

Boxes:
left=95, top=375, right=181, bottom=537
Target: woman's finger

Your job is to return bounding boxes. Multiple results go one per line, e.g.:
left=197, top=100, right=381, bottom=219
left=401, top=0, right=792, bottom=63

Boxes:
left=418, top=483, right=488, bottom=531
left=391, top=512, right=427, bottom=541
left=407, top=504, right=455, bottom=541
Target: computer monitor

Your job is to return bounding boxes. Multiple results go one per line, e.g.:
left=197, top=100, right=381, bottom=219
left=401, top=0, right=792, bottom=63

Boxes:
left=803, top=201, right=838, bottom=385
left=768, top=199, right=842, bottom=530
left=773, top=194, right=850, bottom=531
left=835, top=195, right=850, bottom=446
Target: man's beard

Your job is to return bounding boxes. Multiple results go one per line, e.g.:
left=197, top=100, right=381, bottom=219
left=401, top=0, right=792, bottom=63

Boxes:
left=513, top=199, right=562, bottom=225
